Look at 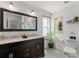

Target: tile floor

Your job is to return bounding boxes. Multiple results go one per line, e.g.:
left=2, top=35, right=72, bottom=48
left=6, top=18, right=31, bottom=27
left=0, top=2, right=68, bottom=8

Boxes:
left=44, top=48, right=77, bottom=58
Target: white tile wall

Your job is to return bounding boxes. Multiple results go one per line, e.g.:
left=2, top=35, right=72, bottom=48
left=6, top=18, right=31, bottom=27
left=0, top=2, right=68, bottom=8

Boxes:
left=0, top=1, right=52, bottom=39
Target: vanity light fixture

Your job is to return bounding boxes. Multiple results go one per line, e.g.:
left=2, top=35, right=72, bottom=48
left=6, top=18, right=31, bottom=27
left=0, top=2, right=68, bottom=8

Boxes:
left=9, top=2, right=14, bottom=8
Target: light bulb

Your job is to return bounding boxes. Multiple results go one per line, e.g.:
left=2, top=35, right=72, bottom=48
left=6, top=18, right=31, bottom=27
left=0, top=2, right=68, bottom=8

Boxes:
left=30, top=10, right=36, bottom=16
left=9, top=2, right=13, bottom=8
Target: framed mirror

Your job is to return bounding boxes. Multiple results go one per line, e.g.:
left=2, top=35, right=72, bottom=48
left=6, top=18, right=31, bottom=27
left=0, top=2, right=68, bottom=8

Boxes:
left=0, top=8, right=37, bottom=31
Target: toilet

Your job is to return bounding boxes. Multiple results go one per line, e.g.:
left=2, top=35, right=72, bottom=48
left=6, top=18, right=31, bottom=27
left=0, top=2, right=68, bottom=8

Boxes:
left=55, top=34, right=77, bottom=57
left=62, top=39, right=78, bottom=57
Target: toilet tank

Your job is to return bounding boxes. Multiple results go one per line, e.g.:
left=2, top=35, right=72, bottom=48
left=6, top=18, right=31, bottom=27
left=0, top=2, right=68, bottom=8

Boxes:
left=67, top=40, right=79, bottom=49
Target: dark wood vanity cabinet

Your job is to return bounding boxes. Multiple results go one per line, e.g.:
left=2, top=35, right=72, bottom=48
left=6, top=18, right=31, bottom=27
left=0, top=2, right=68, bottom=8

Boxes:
left=0, top=37, right=44, bottom=58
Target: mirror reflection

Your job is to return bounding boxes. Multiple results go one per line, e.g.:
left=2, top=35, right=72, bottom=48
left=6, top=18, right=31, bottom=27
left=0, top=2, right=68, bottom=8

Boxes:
left=3, top=11, right=36, bottom=30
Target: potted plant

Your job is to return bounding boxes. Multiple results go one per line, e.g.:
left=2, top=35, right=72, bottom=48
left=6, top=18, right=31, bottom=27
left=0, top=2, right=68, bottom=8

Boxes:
left=74, top=16, right=79, bottom=22
left=47, top=31, right=54, bottom=48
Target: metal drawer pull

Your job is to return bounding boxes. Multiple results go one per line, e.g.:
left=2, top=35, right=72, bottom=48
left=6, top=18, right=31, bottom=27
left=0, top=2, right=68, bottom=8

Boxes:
left=37, top=45, right=39, bottom=49
left=26, top=48, right=29, bottom=51
left=9, top=53, right=13, bottom=58
left=26, top=54, right=30, bottom=56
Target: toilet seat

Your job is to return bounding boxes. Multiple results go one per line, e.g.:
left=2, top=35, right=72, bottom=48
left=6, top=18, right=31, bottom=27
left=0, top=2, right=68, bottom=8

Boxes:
left=64, top=47, right=76, bottom=53
left=63, top=47, right=77, bottom=57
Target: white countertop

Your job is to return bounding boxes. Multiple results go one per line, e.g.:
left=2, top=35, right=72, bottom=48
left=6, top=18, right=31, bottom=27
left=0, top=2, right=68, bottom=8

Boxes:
left=0, top=36, right=44, bottom=45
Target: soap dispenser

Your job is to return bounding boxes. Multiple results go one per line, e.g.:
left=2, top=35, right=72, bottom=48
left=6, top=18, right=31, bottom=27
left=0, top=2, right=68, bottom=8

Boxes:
left=22, top=33, right=27, bottom=38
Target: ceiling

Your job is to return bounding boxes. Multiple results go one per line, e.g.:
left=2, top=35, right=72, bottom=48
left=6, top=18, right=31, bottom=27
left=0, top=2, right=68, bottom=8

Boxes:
left=24, top=1, right=76, bottom=14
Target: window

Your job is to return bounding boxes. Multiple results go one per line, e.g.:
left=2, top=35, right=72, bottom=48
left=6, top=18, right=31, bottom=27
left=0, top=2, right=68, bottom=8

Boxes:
left=43, top=17, right=50, bottom=37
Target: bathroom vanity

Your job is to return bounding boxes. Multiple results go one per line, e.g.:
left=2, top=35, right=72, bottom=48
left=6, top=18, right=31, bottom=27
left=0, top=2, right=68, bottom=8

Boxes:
left=0, top=8, right=44, bottom=58
left=0, top=37, right=44, bottom=58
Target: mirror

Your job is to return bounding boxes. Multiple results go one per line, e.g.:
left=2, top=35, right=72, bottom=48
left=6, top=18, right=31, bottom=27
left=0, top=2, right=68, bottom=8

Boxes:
left=3, top=11, right=37, bottom=31
left=22, top=16, right=36, bottom=29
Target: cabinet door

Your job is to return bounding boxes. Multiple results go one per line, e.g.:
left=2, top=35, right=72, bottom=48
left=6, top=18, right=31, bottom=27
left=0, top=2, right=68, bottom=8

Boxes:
left=31, top=45, right=37, bottom=58
left=0, top=50, right=9, bottom=58
left=13, top=46, right=24, bottom=58
left=13, top=51, right=24, bottom=58
left=35, top=38, right=44, bottom=57
left=23, top=47, right=32, bottom=58
left=36, top=43, right=44, bottom=57
left=22, top=40, right=35, bottom=58
left=13, top=46, right=32, bottom=58
left=29, top=38, right=44, bottom=58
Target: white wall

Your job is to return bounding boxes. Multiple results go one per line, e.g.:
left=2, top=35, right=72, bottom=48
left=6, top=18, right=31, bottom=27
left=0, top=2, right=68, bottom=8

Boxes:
left=53, top=2, right=79, bottom=49
left=0, top=1, right=52, bottom=37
